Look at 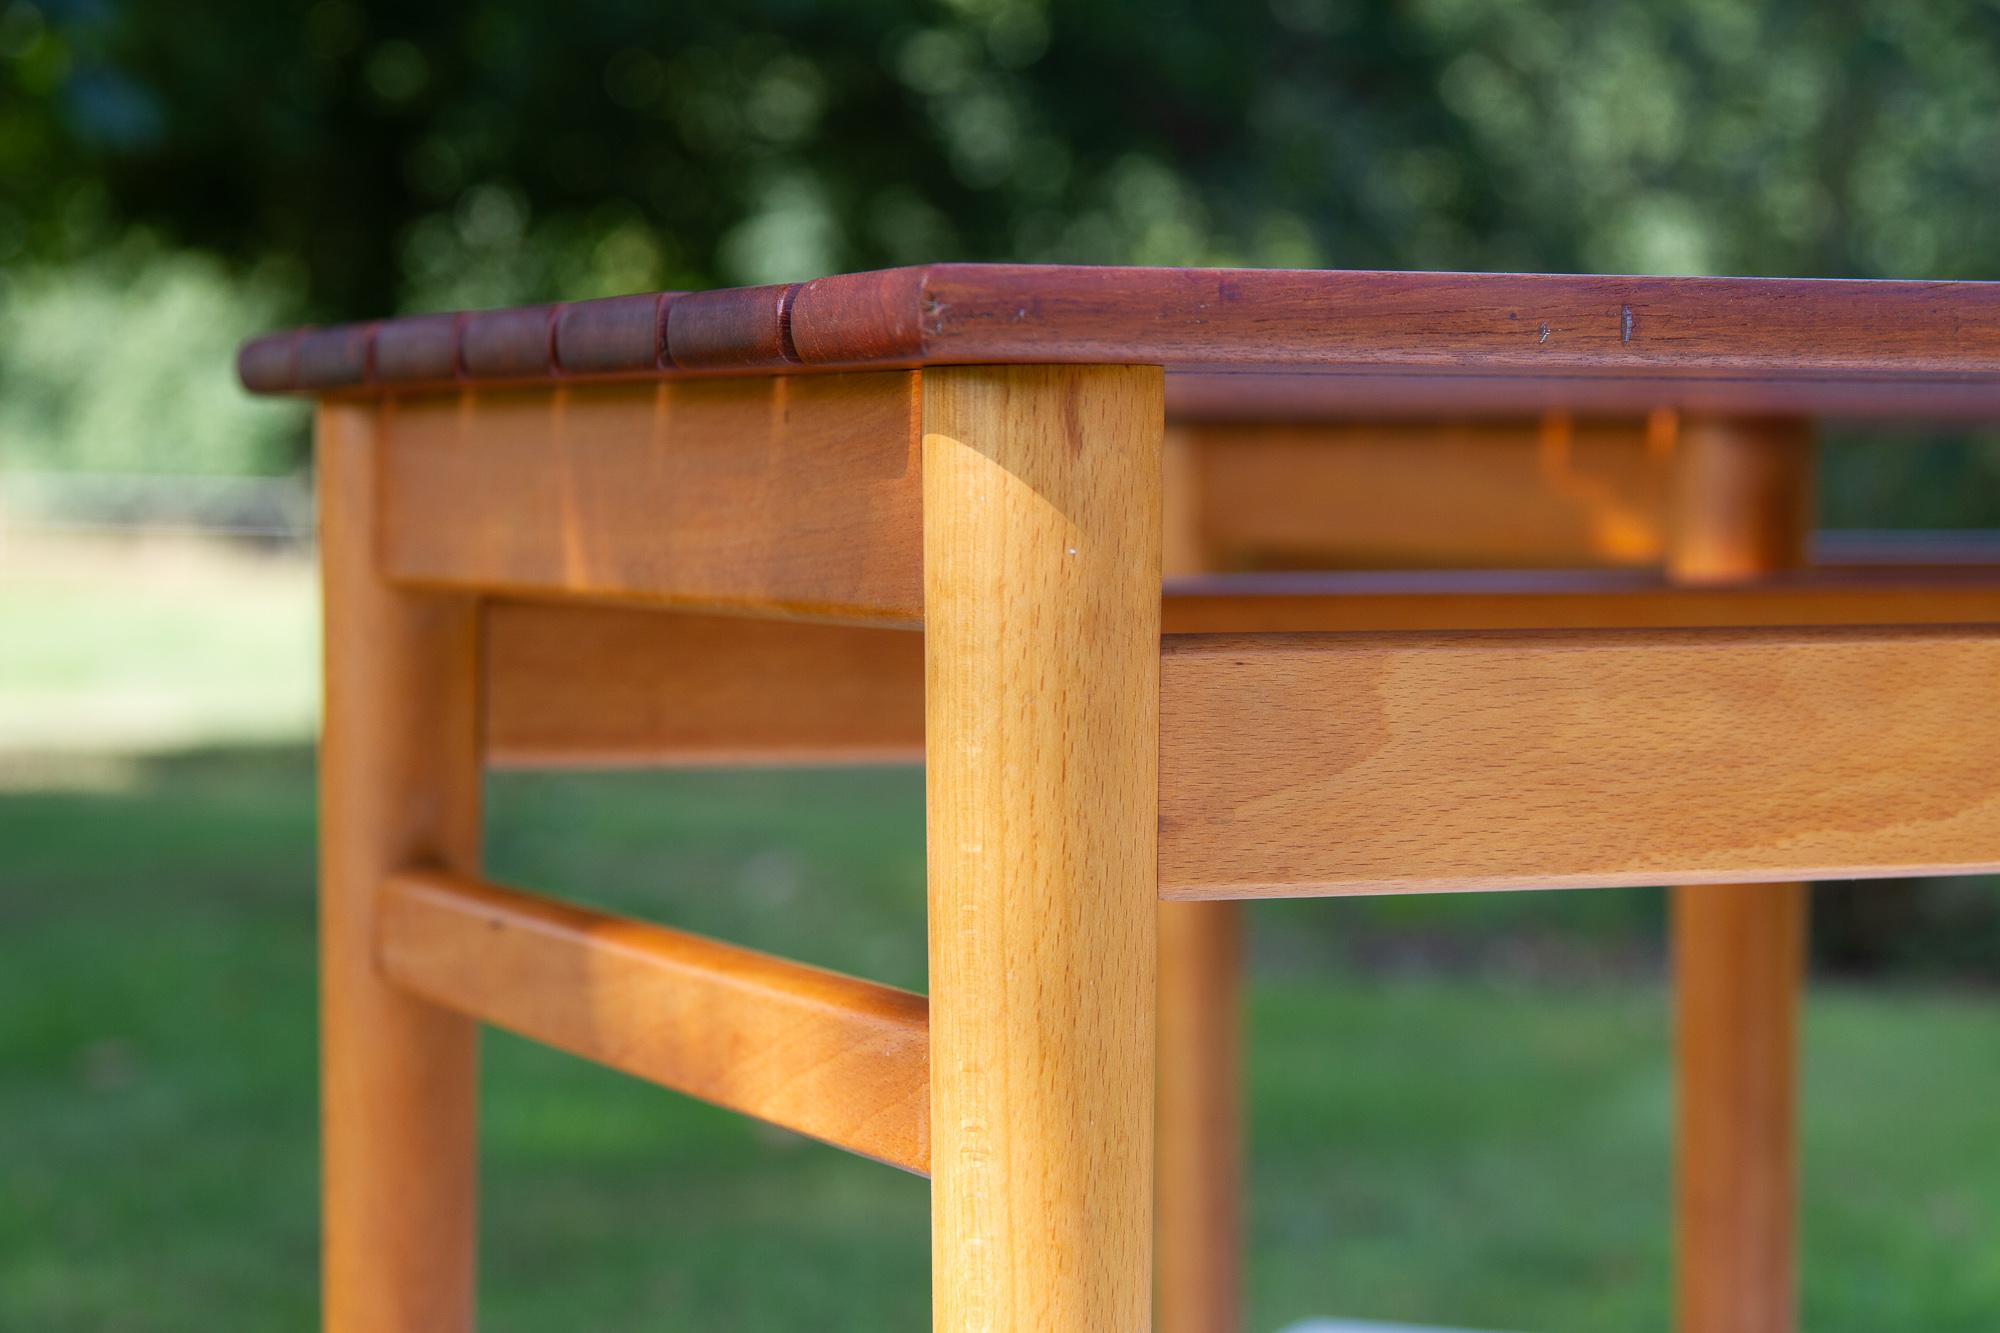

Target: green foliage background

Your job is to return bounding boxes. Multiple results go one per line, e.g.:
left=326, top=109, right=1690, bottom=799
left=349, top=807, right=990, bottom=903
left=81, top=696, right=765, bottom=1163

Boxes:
left=5, top=0, right=2000, bottom=479
left=15, top=0, right=2000, bottom=305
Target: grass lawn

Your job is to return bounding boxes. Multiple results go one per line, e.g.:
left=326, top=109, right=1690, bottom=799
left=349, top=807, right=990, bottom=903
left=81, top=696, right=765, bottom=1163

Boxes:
left=4, top=539, right=1997, bottom=1328
left=4, top=749, right=1999, bottom=1331
left=0, top=536, right=318, bottom=756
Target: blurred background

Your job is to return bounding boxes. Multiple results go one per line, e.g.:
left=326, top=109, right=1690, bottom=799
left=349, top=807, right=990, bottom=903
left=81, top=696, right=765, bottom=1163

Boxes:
left=4, top=1, right=2000, bottom=1328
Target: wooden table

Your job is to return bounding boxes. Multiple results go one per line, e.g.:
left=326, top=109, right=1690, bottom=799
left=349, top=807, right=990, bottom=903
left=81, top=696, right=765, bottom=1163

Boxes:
left=241, top=265, right=2000, bottom=1333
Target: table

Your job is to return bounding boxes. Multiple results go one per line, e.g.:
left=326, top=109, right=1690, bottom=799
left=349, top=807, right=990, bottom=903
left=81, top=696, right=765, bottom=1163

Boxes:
left=240, top=265, right=2000, bottom=1332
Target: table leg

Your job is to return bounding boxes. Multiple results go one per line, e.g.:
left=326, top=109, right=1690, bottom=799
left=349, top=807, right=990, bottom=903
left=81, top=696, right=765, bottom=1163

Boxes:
left=1156, top=425, right=1243, bottom=1333
left=1674, top=881, right=1807, bottom=1333
left=1157, top=899, right=1243, bottom=1333
left=317, top=402, right=483, bottom=1332
left=923, top=364, right=1163, bottom=1331
left=1670, top=415, right=1813, bottom=1333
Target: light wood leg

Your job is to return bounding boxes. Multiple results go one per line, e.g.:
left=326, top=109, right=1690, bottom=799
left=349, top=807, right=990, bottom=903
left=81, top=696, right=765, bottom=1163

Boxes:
left=1673, top=880, right=1806, bottom=1333
left=318, top=402, right=483, bottom=1332
left=1670, top=415, right=1812, bottom=1333
left=922, top=364, right=1163, bottom=1332
left=1156, top=425, right=1243, bottom=1333
left=1157, top=899, right=1242, bottom=1333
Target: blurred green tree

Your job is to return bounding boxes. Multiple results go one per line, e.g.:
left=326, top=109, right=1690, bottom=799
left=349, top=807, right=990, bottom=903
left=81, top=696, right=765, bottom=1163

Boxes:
left=7, top=0, right=1999, bottom=321
left=3, top=0, right=1997, bottom=969
left=5, top=0, right=2000, bottom=508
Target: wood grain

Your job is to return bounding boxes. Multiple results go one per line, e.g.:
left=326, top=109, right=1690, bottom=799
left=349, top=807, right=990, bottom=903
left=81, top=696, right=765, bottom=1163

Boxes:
left=555, top=293, right=669, bottom=374
left=1158, top=626, right=2000, bottom=897
left=1157, top=430, right=1242, bottom=1333
left=243, top=265, right=2000, bottom=418
left=861, top=266, right=2000, bottom=381
left=1159, top=567, right=2000, bottom=633
left=1184, top=415, right=1670, bottom=569
left=377, top=869, right=931, bottom=1173
left=476, top=566, right=2000, bottom=769
left=377, top=374, right=923, bottom=624
left=1161, top=368, right=2000, bottom=421
left=666, top=283, right=798, bottom=369
left=317, top=402, right=481, bottom=1333
left=1155, top=897, right=1242, bottom=1333
left=461, top=306, right=557, bottom=378
left=1675, top=878, right=1804, bottom=1333
left=484, top=602, right=922, bottom=767
left=1670, top=416, right=1811, bottom=1333
left=923, top=364, right=1163, bottom=1332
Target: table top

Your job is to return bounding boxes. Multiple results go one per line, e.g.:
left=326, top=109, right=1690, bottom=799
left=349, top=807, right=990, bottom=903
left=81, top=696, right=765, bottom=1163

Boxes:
left=238, top=264, right=2000, bottom=419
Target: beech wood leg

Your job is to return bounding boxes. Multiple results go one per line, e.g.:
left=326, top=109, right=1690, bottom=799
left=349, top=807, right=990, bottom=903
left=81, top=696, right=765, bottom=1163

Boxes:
left=1156, top=899, right=1243, bottom=1333
left=1670, top=415, right=1813, bottom=1333
left=318, top=402, right=483, bottom=1332
left=1156, top=425, right=1243, bottom=1333
left=923, top=364, right=1163, bottom=1331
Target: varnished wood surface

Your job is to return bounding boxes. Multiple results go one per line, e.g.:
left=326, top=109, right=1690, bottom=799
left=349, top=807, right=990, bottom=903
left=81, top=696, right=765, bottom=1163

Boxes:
left=1155, top=450, right=1242, bottom=1333
left=317, top=403, right=481, bottom=1332
left=377, top=870, right=931, bottom=1173
left=1159, top=566, right=2000, bottom=633
left=1675, top=880, right=1805, bottom=1333
left=1158, top=625, right=2000, bottom=897
left=1181, top=416, right=1671, bottom=569
left=376, top=374, right=923, bottom=624
left=241, top=265, right=2000, bottom=418
left=1161, top=368, right=2000, bottom=421
left=857, top=266, right=2000, bottom=380
left=1670, top=416, right=1810, bottom=1333
left=484, top=602, right=923, bottom=767
left=478, top=565, right=2000, bottom=769
left=1155, top=898, right=1243, bottom=1333
left=1669, top=417, right=1813, bottom=584
left=923, top=365, right=1163, bottom=1331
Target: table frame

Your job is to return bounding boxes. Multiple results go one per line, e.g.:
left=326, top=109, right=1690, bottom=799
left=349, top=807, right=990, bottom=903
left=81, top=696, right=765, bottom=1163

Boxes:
left=303, top=355, right=2000, bottom=1332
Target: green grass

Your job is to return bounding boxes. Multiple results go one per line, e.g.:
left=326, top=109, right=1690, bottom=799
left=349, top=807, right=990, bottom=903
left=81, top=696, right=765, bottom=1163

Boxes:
left=4, top=749, right=1999, bottom=1331
left=0, top=544, right=318, bottom=754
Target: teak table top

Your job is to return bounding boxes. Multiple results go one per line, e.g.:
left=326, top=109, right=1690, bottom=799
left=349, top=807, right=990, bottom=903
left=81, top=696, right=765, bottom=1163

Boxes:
left=239, top=264, right=2000, bottom=419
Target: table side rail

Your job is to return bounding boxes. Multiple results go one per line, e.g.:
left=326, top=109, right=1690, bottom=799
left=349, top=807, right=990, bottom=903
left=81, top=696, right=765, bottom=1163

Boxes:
left=1160, top=624, right=2000, bottom=896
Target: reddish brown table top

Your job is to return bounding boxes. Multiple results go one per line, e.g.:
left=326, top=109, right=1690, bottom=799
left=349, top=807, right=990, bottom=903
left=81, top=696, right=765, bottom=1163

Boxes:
left=238, top=264, right=2000, bottom=419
